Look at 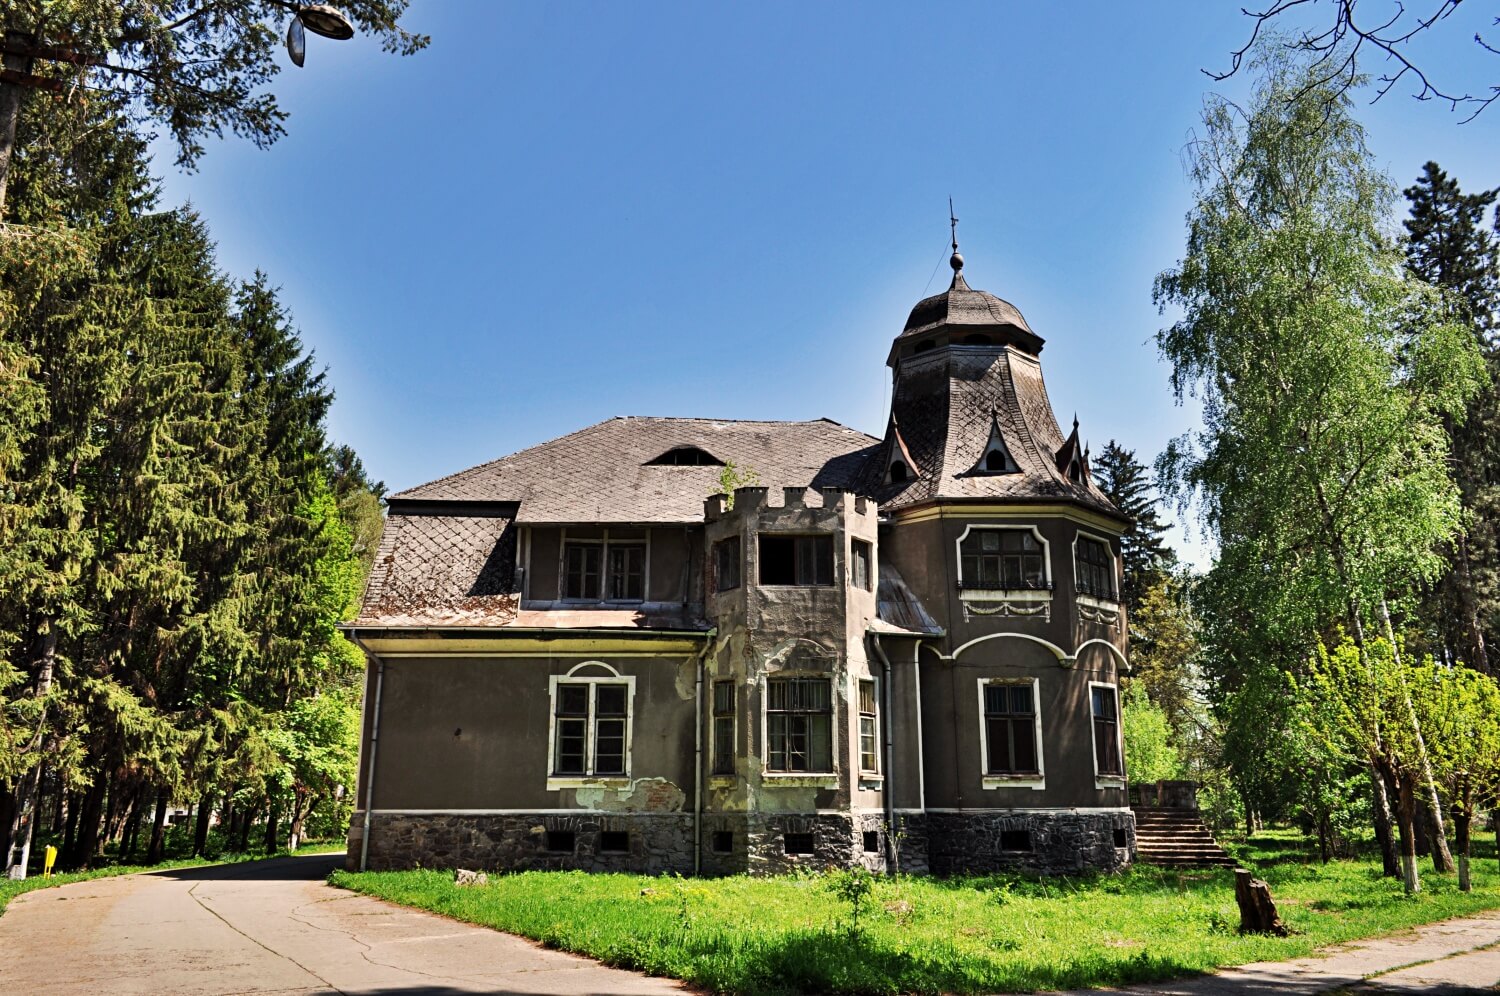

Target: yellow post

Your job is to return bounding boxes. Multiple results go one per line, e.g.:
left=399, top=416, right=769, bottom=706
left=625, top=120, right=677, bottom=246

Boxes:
left=43, top=845, right=56, bottom=878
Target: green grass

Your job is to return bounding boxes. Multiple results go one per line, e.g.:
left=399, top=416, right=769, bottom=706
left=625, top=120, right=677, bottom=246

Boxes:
left=0, top=840, right=344, bottom=916
left=329, top=830, right=1500, bottom=994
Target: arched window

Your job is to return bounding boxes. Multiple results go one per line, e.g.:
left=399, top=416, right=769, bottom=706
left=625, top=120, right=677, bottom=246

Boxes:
left=985, top=450, right=1008, bottom=472
left=960, top=529, right=1046, bottom=590
left=1075, top=536, right=1115, bottom=600
left=889, top=460, right=909, bottom=483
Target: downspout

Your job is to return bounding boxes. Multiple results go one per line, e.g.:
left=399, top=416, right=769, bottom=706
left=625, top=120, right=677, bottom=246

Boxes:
left=871, top=632, right=897, bottom=873
left=694, top=627, right=717, bottom=877
left=355, top=634, right=386, bottom=873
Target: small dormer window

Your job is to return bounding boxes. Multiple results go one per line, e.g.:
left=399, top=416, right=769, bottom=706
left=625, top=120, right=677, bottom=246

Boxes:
left=889, top=460, right=909, bottom=483
left=985, top=450, right=1007, bottom=472
left=646, top=446, right=722, bottom=466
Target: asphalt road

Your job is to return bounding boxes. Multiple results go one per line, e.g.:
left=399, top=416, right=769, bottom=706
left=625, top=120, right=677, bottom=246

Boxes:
left=0, top=852, right=685, bottom=995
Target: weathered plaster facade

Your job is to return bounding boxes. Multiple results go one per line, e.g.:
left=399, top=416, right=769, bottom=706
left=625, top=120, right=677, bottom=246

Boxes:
left=346, top=250, right=1135, bottom=877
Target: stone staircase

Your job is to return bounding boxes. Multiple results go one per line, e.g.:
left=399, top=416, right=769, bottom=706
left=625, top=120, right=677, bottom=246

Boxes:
left=1131, top=806, right=1237, bottom=869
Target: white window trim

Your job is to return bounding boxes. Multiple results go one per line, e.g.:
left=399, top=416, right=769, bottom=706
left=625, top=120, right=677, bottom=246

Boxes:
left=559, top=528, right=652, bottom=604
left=955, top=524, right=1052, bottom=592
left=546, top=661, right=635, bottom=790
left=1088, top=680, right=1127, bottom=790
left=855, top=674, right=880, bottom=775
left=1071, top=529, right=1120, bottom=604
left=759, top=672, right=840, bottom=780
left=977, top=676, right=1045, bottom=791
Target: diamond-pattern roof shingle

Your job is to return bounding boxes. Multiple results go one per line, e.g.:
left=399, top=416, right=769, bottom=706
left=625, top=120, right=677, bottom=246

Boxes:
left=394, top=417, right=880, bottom=524
left=356, top=512, right=519, bottom=626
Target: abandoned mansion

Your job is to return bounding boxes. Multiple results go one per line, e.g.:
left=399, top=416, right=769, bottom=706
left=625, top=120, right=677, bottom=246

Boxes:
left=345, top=249, right=1135, bottom=876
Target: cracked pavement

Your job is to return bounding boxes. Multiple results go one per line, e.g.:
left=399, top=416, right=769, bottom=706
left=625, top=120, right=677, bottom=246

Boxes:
left=0, top=852, right=684, bottom=995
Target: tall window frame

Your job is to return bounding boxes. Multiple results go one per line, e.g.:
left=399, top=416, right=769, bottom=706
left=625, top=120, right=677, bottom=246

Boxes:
left=561, top=530, right=648, bottom=603
left=977, top=677, right=1044, bottom=789
left=764, top=676, right=834, bottom=773
left=956, top=526, right=1050, bottom=591
left=857, top=677, right=879, bottom=773
left=546, top=665, right=635, bottom=787
left=1073, top=532, right=1117, bottom=602
left=711, top=680, right=736, bottom=775
left=851, top=539, right=873, bottom=592
left=1089, top=681, right=1125, bottom=784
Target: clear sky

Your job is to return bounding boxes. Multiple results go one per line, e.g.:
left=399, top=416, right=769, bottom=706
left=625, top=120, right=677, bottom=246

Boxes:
left=155, top=1, right=1500, bottom=565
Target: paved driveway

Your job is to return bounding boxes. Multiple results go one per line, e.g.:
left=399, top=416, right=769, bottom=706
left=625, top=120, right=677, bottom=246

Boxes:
left=0, top=852, right=684, bottom=995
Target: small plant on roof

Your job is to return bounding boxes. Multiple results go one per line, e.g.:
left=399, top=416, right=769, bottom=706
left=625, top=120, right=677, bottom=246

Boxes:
left=715, top=461, right=760, bottom=510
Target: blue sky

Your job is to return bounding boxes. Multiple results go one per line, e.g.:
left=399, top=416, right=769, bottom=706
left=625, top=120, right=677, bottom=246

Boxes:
left=156, top=1, right=1500, bottom=565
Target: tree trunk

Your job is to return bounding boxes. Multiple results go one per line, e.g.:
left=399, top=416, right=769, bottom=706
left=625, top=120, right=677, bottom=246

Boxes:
left=0, top=28, right=34, bottom=218
left=1393, top=770, right=1421, bottom=895
left=1452, top=532, right=1490, bottom=674
left=1317, top=814, right=1332, bottom=863
left=263, top=801, right=281, bottom=855
left=62, top=791, right=78, bottom=857
left=236, top=802, right=258, bottom=854
left=1456, top=808, right=1472, bottom=893
left=65, top=780, right=106, bottom=871
left=5, top=628, right=56, bottom=879
left=192, top=794, right=212, bottom=857
left=286, top=788, right=311, bottom=852
left=1234, top=868, right=1288, bottom=935
left=1370, top=766, right=1400, bottom=877
left=122, top=792, right=143, bottom=861
left=146, top=793, right=169, bottom=864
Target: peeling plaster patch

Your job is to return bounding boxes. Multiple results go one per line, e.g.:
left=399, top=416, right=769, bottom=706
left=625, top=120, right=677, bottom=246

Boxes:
left=673, top=655, right=698, bottom=701
left=574, top=777, right=687, bottom=813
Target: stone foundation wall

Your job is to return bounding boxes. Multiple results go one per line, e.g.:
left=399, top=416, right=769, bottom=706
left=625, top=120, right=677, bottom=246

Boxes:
left=924, top=810, right=1134, bottom=875
left=346, top=808, right=1128, bottom=877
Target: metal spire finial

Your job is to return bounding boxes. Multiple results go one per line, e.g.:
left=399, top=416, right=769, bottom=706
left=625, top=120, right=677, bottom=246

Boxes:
left=949, top=197, right=964, bottom=274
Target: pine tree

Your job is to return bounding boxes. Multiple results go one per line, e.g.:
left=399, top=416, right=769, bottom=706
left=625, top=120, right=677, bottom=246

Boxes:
left=1403, top=162, right=1500, bottom=674
left=1092, top=441, right=1174, bottom=614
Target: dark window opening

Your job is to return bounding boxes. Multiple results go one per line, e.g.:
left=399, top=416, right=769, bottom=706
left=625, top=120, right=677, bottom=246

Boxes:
left=984, top=682, right=1039, bottom=775
left=960, top=529, right=1046, bottom=590
left=985, top=450, right=1008, bottom=472
left=1076, top=536, right=1115, bottom=600
left=852, top=539, right=873, bottom=591
left=712, top=831, right=734, bottom=853
left=784, top=833, right=816, bottom=855
left=1113, top=828, right=1128, bottom=849
left=759, top=535, right=834, bottom=586
left=964, top=334, right=992, bottom=345
left=1093, top=686, right=1123, bottom=776
left=554, top=682, right=629, bottom=776
left=712, top=680, right=735, bottom=776
left=863, top=831, right=880, bottom=853
left=599, top=831, right=630, bottom=853
left=914, top=339, right=936, bottom=353
left=646, top=446, right=723, bottom=466
left=766, top=678, right=833, bottom=772
left=889, top=460, right=909, bottom=483
left=1000, top=830, right=1032, bottom=852
left=546, top=830, right=576, bottom=852
left=714, top=537, right=741, bottom=593
left=564, top=539, right=645, bottom=601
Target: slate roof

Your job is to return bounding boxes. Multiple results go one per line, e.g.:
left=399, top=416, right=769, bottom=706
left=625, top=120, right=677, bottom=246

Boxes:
left=394, top=417, right=879, bottom=524
left=888, top=272, right=1045, bottom=362
left=355, top=512, right=519, bottom=627
left=861, top=345, right=1125, bottom=521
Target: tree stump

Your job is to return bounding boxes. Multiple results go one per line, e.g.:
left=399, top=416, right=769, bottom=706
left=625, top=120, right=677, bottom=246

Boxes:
left=1234, top=868, right=1288, bottom=936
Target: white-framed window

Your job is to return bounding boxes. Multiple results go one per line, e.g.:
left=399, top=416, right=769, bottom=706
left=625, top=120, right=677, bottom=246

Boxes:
left=1089, top=681, right=1125, bottom=784
left=561, top=530, right=647, bottom=602
left=857, top=677, right=879, bottom=773
left=956, top=525, right=1051, bottom=590
left=711, top=680, right=735, bottom=775
left=547, top=664, right=634, bottom=784
left=1073, top=531, right=1118, bottom=602
left=765, top=676, right=833, bottom=772
left=977, top=677, right=1045, bottom=790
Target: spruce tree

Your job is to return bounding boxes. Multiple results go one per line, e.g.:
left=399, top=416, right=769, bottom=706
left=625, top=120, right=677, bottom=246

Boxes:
left=1092, top=441, right=1174, bottom=614
left=1403, top=163, right=1500, bottom=674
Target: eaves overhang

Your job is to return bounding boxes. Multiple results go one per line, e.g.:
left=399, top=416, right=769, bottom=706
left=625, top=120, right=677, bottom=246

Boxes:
left=341, top=624, right=710, bottom=659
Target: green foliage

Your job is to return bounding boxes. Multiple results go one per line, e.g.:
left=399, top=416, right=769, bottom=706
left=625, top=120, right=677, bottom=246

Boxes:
left=715, top=460, right=761, bottom=510
left=332, top=837, right=1500, bottom=995
left=826, top=866, right=876, bottom=938
left=1121, top=685, right=1183, bottom=783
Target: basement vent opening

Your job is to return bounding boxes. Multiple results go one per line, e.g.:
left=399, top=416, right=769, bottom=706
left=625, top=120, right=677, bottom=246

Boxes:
left=999, top=830, right=1032, bottom=852
left=784, top=832, right=816, bottom=855
left=545, top=830, right=576, bottom=852
left=1113, top=828, right=1128, bottom=849
left=646, top=446, right=723, bottom=466
left=599, top=831, right=630, bottom=852
left=712, top=831, right=734, bottom=853
left=863, top=831, right=880, bottom=853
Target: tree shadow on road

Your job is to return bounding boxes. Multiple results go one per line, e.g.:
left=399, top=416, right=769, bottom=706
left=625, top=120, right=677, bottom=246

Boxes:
left=148, top=851, right=346, bottom=882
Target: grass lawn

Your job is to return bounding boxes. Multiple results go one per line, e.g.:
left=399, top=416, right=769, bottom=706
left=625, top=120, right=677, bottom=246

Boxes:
left=0, top=840, right=345, bottom=916
left=329, top=830, right=1500, bottom=994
